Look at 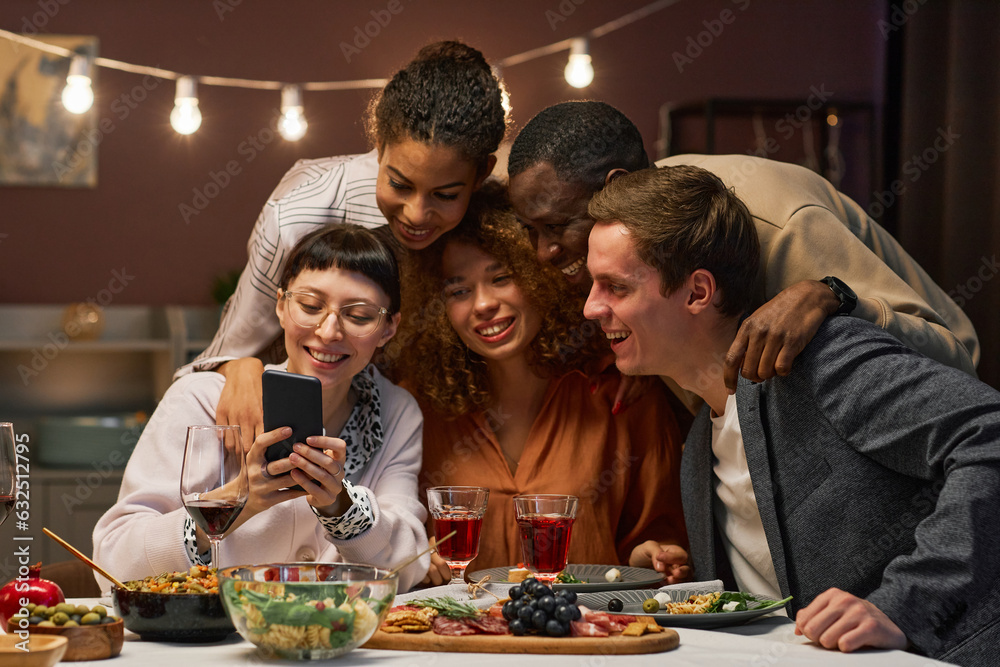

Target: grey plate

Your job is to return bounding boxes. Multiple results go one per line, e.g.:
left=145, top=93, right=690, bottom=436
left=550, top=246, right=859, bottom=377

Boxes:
left=467, top=564, right=664, bottom=592
left=577, top=589, right=790, bottom=629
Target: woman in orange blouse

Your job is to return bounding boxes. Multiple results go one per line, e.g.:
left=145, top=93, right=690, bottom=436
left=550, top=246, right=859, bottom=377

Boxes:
left=387, top=185, right=690, bottom=585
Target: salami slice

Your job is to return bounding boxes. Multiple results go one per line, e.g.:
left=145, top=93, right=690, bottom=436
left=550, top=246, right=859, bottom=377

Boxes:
left=432, top=616, right=479, bottom=636
left=605, top=614, right=635, bottom=632
left=467, top=616, right=511, bottom=635
left=570, top=620, right=609, bottom=637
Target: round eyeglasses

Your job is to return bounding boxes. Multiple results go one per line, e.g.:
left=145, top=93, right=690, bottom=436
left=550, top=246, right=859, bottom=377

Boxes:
left=281, top=290, right=388, bottom=338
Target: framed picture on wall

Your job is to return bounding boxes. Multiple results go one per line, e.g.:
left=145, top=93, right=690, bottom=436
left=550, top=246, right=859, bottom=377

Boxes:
left=0, top=34, right=98, bottom=187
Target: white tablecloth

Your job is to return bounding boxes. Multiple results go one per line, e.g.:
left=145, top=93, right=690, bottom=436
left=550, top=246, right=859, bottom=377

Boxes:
left=11, top=593, right=954, bottom=666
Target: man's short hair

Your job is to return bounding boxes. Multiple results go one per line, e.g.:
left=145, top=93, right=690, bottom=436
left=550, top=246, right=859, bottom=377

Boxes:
left=588, top=165, right=760, bottom=318
left=508, top=101, right=649, bottom=193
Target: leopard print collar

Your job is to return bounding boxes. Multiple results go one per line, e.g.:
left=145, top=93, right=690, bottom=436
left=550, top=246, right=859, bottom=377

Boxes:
left=340, top=366, right=383, bottom=477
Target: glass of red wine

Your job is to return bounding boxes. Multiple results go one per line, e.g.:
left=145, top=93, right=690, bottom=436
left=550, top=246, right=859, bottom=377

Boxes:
left=0, top=423, right=15, bottom=526
left=513, top=494, right=579, bottom=585
left=180, top=425, right=248, bottom=570
left=426, top=486, right=490, bottom=584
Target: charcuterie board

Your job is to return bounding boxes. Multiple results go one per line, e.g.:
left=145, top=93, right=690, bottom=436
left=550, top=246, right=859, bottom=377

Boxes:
left=363, top=628, right=679, bottom=654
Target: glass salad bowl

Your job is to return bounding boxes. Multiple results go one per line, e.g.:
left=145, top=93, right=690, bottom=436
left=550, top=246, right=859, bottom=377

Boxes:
left=218, top=563, right=397, bottom=660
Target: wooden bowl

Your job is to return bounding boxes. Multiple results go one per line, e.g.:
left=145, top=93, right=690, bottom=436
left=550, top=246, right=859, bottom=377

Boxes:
left=0, top=633, right=68, bottom=667
left=7, top=618, right=124, bottom=661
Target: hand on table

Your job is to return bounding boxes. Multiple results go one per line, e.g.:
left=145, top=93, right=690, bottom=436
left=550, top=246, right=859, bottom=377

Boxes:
left=421, top=538, right=453, bottom=586
left=629, top=541, right=692, bottom=584
left=215, top=357, right=265, bottom=453
left=794, top=588, right=908, bottom=652
left=724, top=280, right=839, bottom=393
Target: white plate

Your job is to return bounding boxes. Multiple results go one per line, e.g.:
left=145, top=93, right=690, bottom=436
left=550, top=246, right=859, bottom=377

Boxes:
left=578, top=589, right=791, bottom=629
left=467, top=564, right=664, bottom=592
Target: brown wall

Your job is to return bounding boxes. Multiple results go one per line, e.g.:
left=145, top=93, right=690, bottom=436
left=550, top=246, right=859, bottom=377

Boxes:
left=0, top=0, right=887, bottom=306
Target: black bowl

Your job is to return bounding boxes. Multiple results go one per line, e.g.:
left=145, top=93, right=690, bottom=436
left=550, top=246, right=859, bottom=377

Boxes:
left=111, top=586, right=235, bottom=642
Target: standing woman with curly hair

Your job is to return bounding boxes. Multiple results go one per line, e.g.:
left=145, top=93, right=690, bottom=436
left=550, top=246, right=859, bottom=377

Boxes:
left=388, top=185, right=690, bottom=585
left=180, top=41, right=508, bottom=449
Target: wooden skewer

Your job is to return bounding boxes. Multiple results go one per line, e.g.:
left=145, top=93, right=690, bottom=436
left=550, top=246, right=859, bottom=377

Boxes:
left=43, top=527, right=128, bottom=590
left=388, top=529, right=456, bottom=577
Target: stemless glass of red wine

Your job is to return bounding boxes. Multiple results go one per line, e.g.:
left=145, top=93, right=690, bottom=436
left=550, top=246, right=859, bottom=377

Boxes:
left=0, top=423, right=16, bottom=526
left=514, top=494, right=579, bottom=586
left=426, top=486, right=490, bottom=584
left=180, top=425, right=249, bottom=570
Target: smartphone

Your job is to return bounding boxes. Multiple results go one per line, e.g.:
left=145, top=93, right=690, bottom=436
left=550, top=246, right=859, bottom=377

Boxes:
left=262, top=369, right=324, bottom=465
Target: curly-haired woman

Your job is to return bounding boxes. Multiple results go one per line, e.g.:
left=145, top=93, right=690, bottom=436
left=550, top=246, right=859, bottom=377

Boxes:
left=388, top=185, right=690, bottom=585
left=181, top=40, right=508, bottom=451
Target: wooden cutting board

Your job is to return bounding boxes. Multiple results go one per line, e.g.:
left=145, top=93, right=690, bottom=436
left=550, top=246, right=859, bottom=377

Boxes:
left=363, top=628, right=679, bottom=655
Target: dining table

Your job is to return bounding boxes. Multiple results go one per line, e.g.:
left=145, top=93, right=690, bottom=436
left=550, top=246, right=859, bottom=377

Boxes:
left=7, top=585, right=954, bottom=667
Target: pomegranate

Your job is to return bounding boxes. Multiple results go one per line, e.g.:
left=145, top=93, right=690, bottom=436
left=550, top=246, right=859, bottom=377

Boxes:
left=0, top=562, right=65, bottom=626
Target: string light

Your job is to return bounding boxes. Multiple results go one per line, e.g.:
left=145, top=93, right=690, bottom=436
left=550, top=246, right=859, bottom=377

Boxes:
left=278, top=85, right=308, bottom=141
left=170, top=76, right=202, bottom=135
left=61, top=54, right=93, bottom=114
left=564, top=38, right=594, bottom=89
left=1, top=0, right=681, bottom=133
left=491, top=66, right=512, bottom=118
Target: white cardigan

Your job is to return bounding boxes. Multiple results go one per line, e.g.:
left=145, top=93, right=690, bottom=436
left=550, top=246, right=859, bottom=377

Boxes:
left=92, top=365, right=428, bottom=592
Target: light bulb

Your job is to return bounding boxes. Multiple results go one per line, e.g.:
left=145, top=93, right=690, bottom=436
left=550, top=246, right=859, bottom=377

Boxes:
left=61, top=55, right=94, bottom=114
left=564, top=38, right=594, bottom=89
left=170, top=76, right=202, bottom=135
left=278, top=85, right=308, bottom=141
left=491, top=66, right=512, bottom=118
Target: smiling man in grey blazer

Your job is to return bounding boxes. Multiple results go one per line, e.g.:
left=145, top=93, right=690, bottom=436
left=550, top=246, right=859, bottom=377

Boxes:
left=582, top=164, right=1000, bottom=665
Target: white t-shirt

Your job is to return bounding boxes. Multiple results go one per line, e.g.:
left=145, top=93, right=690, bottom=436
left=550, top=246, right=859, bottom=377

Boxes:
left=711, top=394, right=783, bottom=602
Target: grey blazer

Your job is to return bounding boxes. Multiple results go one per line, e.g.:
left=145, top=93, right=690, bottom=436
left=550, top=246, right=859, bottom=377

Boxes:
left=681, top=317, right=1000, bottom=665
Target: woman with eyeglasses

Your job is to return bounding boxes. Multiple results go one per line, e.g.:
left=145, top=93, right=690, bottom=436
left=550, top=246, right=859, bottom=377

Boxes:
left=176, top=40, right=507, bottom=453
left=94, top=224, right=429, bottom=592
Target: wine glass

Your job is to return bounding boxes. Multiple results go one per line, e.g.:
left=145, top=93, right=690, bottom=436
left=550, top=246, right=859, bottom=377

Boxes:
left=426, top=486, right=490, bottom=584
left=180, top=425, right=249, bottom=569
left=0, top=423, right=16, bottom=526
left=513, top=494, right=578, bottom=585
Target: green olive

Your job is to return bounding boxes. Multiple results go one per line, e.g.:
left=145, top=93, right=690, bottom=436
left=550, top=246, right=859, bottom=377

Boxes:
left=63, top=620, right=79, bottom=627
left=37, top=620, right=56, bottom=627
left=81, top=613, right=101, bottom=625
left=33, top=605, right=48, bottom=616
left=642, top=598, right=660, bottom=613
left=26, top=603, right=37, bottom=613
left=91, top=605, right=108, bottom=618
left=51, top=612, right=70, bottom=625
left=75, top=604, right=91, bottom=616
left=55, top=603, right=77, bottom=615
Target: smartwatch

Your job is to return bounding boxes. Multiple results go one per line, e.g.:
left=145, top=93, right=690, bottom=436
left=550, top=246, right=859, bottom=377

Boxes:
left=821, top=276, right=857, bottom=316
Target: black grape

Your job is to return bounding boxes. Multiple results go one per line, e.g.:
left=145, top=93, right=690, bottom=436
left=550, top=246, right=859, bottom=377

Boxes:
left=546, top=619, right=569, bottom=637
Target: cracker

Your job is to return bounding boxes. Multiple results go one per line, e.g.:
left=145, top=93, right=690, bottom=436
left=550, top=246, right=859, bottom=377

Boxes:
left=643, top=620, right=665, bottom=633
left=398, top=624, right=431, bottom=632
left=622, top=622, right=648, bottom=637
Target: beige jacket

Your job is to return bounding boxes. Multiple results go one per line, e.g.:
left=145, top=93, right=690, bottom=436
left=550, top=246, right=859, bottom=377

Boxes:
left=657, top=154, right=979, bottom=376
